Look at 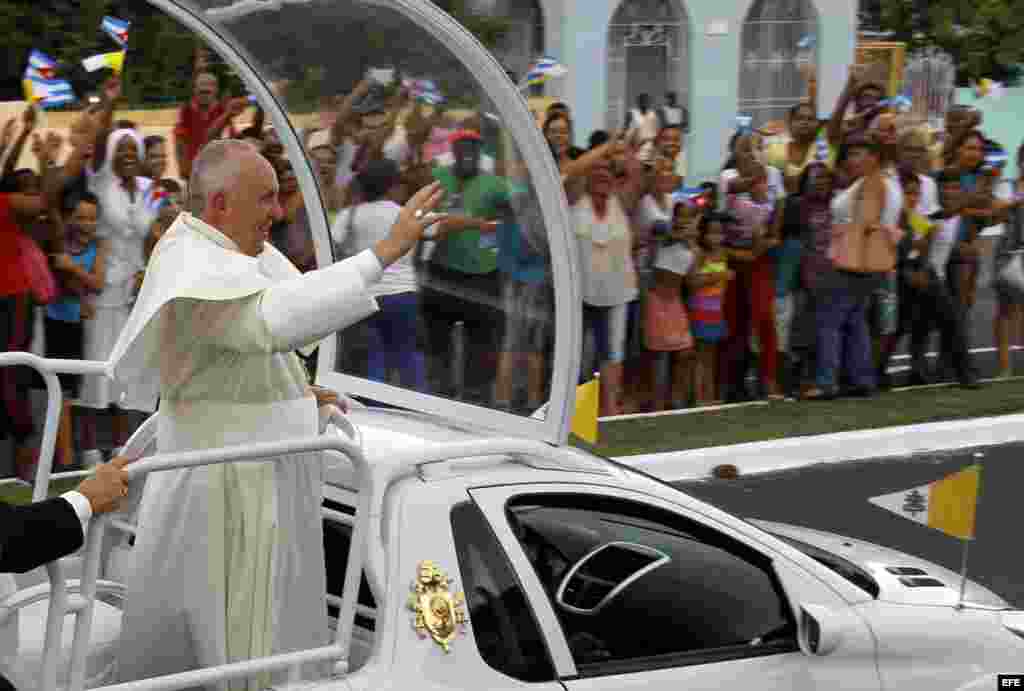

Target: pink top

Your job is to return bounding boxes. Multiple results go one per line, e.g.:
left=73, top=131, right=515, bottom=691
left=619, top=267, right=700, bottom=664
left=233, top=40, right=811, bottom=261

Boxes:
left=725, top=195, right=774, bottom=249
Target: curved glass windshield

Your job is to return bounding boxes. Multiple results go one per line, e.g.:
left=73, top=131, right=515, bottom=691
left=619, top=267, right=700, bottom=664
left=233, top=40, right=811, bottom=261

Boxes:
left=185, top=0, right=577, bottom=442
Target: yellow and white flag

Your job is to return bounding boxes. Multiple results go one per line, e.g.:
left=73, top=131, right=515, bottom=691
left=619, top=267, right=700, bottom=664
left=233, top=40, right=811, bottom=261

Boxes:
left=868, top=465, right=981, bottom=540
left=571, top=378, right=599, bottom=444
left=82, top=51, right=125, bottom=74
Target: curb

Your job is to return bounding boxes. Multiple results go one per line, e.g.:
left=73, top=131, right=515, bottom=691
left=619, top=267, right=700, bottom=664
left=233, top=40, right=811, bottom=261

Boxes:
left=612, top=411, right=1024, bottom=482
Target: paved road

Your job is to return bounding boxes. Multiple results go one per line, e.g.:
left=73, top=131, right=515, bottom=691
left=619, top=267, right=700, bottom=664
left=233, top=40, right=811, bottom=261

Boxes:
left=676, top=443, right=1024, bottom=607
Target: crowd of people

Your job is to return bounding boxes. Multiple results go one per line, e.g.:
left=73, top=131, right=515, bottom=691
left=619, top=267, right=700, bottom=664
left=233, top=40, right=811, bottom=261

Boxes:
left=549, top=64, right=1024, bottom=416
left=1, top=50, right=1023, bottom=478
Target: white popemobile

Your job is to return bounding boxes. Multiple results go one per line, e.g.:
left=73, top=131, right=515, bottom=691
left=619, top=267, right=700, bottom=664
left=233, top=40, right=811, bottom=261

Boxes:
left=1, top=2, right=1023, bottom=691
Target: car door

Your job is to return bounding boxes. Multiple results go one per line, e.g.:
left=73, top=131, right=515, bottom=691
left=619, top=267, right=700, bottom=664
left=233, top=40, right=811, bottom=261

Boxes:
left=469, top=483, right=882, bottom=691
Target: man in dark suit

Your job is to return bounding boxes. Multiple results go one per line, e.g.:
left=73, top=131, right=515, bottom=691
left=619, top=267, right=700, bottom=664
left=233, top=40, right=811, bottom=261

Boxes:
left=1, top=457, right=130, bottom=691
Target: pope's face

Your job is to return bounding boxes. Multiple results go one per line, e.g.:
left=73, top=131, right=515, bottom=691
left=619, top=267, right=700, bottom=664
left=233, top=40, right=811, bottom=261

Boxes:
left=222, top=151, right=283, bottom=257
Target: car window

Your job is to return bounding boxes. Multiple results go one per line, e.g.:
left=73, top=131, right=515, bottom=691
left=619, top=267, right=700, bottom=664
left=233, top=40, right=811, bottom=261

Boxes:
left=450, top=501, right=556, bottom=683
left=506, top=494, right=797, bottom=676
left=322, top=499, right=376, bottom=630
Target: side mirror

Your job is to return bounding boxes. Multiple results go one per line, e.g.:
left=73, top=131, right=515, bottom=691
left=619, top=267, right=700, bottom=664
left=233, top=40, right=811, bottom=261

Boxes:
left=798, top=603, right=845, bottom=656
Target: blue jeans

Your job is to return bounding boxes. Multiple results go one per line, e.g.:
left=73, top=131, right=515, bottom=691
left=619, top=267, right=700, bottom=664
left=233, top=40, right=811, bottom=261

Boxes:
left=815, top=270, right=877, bottom=391
left=366, top=292, right=426, bottom=391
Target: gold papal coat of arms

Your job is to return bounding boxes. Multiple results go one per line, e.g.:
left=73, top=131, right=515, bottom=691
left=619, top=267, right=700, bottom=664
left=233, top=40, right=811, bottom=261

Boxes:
left=408, top=560, right=467, bottom=652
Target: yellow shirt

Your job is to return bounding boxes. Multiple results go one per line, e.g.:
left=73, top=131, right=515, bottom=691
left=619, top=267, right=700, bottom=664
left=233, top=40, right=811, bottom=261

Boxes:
left=907, top=211, right=935, bottom=239
left=765, top=132, right=837, bottom=181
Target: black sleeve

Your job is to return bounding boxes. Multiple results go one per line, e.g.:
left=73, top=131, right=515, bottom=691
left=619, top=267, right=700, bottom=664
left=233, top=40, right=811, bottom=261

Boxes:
left=0, top=498, right=84, bottom=574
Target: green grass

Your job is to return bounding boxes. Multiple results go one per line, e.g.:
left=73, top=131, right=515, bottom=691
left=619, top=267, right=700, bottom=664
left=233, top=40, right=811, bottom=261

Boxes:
left=0, top=477, right=82, bottom=506
left=585, top=379, right=1024, bottom=457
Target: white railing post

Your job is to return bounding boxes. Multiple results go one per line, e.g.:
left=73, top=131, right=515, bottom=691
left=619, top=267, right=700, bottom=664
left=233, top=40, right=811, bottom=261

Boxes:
left=66, top=515, right=109, bottom=691
left=0, top=353, right=110, bottom=691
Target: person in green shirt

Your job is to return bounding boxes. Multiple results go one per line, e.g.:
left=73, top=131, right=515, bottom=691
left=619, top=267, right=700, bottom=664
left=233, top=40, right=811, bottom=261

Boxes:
left=420, top=129, right=508, bottom=400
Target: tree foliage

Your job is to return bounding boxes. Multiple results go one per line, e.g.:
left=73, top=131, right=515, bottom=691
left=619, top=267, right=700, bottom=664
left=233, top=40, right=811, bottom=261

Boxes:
left=0, top=0, right=509, bottom=107
left=866, top=0, right=1024, bottom=86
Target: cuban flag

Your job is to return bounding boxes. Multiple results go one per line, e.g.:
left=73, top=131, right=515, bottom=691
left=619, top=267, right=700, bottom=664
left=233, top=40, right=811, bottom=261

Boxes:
left=984, top=145, right=1009, bottom=171
left=23, top=76, right=76, bottom=109
left=403, top=78, right=445, bottom=106
left=145, top=185, right=169, bottom=213
left=522, top=56, right=567, bottom=88
left=25, top=50, right=58, bottom=80
left=881, top=92, right=913, bottom=114
left=102, top=16, right=131, bottom=48
left=671, top=186, right=708, bottom=209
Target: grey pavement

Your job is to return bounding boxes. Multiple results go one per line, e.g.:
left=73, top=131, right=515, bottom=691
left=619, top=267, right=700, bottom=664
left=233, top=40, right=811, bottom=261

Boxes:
left=675, top=443, right=1024, bottom=607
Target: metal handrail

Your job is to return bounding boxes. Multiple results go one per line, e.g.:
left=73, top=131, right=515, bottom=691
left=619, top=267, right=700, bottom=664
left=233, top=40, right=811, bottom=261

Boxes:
left=0, top=353, right=108, bottom=691
left=0, top=353, right=374, bottom=691
left=93, top=434, right=374, bottom=691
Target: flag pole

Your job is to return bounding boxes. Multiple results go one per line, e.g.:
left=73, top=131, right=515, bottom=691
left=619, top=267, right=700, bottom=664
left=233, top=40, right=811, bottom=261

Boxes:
left=956, top=459, right=984, bottom=610
left=955, top=537, right=970, bottom=610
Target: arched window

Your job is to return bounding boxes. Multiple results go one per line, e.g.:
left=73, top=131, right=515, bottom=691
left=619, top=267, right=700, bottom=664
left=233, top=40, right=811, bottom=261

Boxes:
left=738, top=0, right=818, bottom=128
left=606, top=0, right=689, bottom=130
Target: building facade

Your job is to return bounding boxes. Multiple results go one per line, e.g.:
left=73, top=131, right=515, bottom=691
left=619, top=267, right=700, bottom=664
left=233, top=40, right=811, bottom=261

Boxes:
left=471, top=0, right=858, bottom=184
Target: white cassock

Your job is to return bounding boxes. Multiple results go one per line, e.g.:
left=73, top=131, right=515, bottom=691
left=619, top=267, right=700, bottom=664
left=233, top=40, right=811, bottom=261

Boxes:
left=108, top=213, right=380, bottom=691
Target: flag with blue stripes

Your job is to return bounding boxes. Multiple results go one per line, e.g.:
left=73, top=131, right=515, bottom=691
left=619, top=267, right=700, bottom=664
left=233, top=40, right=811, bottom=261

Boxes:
left=671, top=186, right=707, bottom=208
left=523, top=56, right=567, bottom=87
left=881, top=92, right=913, bottom=114
left=102, top=16, right=131, bottom=47
left=145, top=184, right=170, bottom=213
left=23, top=76, right=76, bottom=109
left=403, top=78, right=445, bottom=106
left=25, top=50, right=58, bottom=80
left=797, top=34, right=816, bottom=50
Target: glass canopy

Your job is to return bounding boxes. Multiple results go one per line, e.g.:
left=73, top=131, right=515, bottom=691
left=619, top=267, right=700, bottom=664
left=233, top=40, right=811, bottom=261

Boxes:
left=155, top=0, right=581, bottom=443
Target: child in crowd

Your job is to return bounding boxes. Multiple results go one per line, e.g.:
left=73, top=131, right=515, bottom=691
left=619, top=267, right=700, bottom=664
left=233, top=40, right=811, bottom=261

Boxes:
left=688, top=212, right=734, bottom=405
left=644, top=202, right=698, bottom=410
left=144, top=179, right=184, bottom=261
left=46, top=193, right=107, bottom=467
left=723, top=165, right=782, bottom=400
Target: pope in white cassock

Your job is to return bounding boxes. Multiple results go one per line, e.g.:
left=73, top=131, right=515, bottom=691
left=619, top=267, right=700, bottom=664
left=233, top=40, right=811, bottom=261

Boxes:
left=106, top=139, right=444, bottom=691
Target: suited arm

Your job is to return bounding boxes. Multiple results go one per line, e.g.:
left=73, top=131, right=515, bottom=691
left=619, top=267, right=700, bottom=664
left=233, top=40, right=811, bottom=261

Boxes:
left=0, top=498, right=84, bottom=574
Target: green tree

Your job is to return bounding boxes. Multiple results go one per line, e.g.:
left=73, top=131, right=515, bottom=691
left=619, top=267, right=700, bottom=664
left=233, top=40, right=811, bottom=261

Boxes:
left=430, top=0, right=511, bottom=52
left=874, top=0, right=1024, bottom=86
left=0, top=0, right=510, bottom=106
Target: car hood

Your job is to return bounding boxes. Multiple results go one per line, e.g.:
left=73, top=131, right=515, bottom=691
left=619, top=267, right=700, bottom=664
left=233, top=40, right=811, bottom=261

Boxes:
left=750, top=519, right=1009, bottom=609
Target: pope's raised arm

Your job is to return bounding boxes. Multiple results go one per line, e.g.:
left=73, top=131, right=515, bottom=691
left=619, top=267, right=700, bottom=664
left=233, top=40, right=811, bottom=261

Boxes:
left=258, top=178, right=444, bottom=352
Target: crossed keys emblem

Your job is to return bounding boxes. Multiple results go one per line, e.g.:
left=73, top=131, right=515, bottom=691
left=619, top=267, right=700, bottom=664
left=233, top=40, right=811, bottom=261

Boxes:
left=408, top=560, right=467, bottom=652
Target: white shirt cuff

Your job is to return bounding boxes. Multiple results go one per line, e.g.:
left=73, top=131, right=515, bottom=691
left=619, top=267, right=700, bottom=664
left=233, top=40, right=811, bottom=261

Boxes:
left=61, top=490, right=93, bottom=536
left=353, top=249, right=384, bottom=286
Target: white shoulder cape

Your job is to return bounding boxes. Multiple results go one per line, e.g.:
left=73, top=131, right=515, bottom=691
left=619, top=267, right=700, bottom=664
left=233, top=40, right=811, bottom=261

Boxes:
left=107, top=213, right=315, bottom=410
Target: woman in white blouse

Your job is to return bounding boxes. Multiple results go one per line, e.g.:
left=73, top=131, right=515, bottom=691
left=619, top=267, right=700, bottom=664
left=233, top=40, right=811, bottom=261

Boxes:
left=566, top=138, right=646, bottom=416
left=81, top=129, right=157, bottom=450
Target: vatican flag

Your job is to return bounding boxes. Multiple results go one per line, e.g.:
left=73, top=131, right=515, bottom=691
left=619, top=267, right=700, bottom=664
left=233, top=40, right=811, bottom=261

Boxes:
left=571, top=378, right=599, bottom=444
left=82, top=51, right=125, bottom=74
left=868, top=465, right=981, bottom=540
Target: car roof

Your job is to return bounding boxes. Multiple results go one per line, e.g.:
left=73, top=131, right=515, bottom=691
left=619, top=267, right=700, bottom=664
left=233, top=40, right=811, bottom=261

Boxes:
left=323, top=406, right=627, bottom=495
